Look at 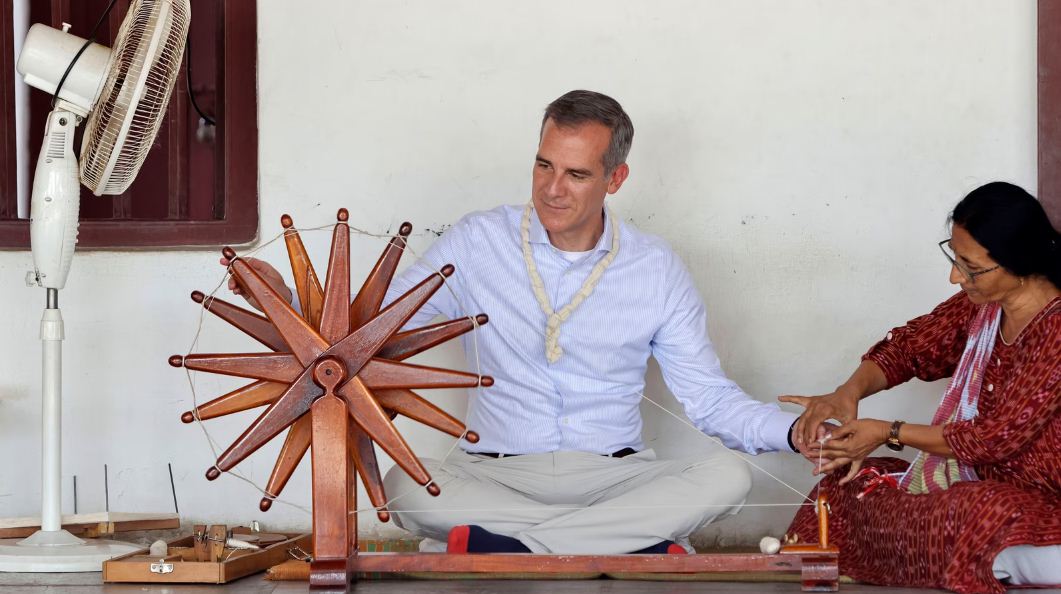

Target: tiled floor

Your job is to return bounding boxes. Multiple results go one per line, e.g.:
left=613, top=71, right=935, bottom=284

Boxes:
left=0, top=572, right=1059, bottom=594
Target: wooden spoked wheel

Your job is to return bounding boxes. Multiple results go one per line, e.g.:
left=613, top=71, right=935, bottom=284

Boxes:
left=171, top=209, right=490, bottom=582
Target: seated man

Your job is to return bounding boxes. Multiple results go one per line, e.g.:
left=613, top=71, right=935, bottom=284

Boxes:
left=372, top=90, right=811, bottom=554
left=230, top=90, right=814, bottom=554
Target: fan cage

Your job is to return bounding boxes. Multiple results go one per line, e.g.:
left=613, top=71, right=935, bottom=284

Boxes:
left=79, top=0, right=190, bottom=196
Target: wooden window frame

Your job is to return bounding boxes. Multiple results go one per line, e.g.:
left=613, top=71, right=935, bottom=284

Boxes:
left=1040, top=0, right=1061, bottom=229
left=0, top=0, right=258, bottom=249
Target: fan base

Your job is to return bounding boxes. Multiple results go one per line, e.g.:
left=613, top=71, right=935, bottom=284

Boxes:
left=0, top=530, right=138, bottom=572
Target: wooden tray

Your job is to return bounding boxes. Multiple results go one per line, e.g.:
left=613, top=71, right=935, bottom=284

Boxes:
left=102, top=527, right=310, bottom=584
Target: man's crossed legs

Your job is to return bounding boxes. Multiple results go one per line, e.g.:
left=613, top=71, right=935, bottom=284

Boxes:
left=382, top=447, right=752, bottom=554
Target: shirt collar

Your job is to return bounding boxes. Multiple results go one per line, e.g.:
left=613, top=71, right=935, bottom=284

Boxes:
left=527, top=205, right=617, bottom=254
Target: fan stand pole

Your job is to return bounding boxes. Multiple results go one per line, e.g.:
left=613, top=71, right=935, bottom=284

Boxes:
left=0, top=290, right=139, bottom=572
left=308, top=358, right=356, bottom=592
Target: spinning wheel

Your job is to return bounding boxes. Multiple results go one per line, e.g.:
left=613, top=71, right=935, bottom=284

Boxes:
left=173, top=209, right=840, bottom=593
left=172, top=209, right=491, bottom=588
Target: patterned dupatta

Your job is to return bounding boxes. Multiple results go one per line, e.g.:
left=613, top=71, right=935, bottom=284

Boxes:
left=898, top=302, right=1002, bottom=494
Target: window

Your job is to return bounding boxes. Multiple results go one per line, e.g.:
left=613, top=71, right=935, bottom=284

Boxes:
left=0, top=0, right=257, bottom=248
left=1040, top=0, right=1061, bottom=229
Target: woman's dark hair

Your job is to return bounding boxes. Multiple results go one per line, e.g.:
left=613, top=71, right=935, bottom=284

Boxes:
left=950, top=181, right=1061, bottom=288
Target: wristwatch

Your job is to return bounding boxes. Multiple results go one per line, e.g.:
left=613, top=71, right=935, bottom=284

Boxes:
left=885, top=420, right=906, bottom=452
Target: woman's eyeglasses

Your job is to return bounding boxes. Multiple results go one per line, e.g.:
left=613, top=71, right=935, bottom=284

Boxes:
left=938, top=239, right=1000, bottom=283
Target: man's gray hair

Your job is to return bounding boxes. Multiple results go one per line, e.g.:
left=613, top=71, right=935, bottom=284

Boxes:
left=541, top=90, right=634, bottom=175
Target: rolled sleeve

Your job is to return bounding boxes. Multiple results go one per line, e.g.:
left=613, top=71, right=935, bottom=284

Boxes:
left=861, top=292, right=976, bottom=389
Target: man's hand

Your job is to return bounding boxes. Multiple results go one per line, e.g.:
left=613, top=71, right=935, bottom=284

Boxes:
left=790, top=421, right=838, bottom=471
left=779, top=389, right=859, bottom=447
left=219, top=255, right=292, bottom=312
left=816, top=418, right=890, bottom=485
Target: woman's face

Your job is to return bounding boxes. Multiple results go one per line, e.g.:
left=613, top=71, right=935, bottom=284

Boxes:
left=947, top=224, right=1024, bottom=304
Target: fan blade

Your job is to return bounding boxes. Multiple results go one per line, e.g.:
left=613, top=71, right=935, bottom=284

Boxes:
left=319, top=211, right=351, bottom=344
left=374, top=389, right=467, bottom=439
left=349, top=222, right=412, bottom=330
left=191, top=291, right=287, bottom=351
left=259, top=415, right=312, bottom=511
left=212, top=369, right=321, bottom=475
left=348, top=424, right=390, bottom=522
left=281, top=215, right=325, bottom=329
left=182, top=380, right=287, bottom=423
left=360, top=359, right=489, bottom=390
left=337, top=377, right=433, bottom=488
left=225, top=248, right=329, bottom=366
left=180, top=353, right=302, bottom=383
left=328, top=266, right=454, bottom=378
left=377, top=314, right=488, bottom=361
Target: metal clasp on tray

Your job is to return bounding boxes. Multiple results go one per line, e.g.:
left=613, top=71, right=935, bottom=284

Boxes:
left=149, top=560, right=174, bottom=574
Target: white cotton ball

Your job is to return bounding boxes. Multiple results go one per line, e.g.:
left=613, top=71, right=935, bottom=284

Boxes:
left=148, top=539, right=168, bottom=557
left=759, top=536, right=781, bottom=555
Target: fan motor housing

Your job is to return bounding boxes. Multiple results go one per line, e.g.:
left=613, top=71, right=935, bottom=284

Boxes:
left=16, top=24, right=112, bottom=117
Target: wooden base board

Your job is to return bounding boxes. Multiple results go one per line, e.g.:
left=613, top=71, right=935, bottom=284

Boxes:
left=272, top=547, right=841, bottom=592
left=0, top=512, right=180, bottom=539
left=102, top=529, right=310, bottom=584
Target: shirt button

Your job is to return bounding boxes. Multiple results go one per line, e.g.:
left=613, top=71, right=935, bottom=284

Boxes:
left=562, top=418, right=570, bottom=425
left=995, top=357, right=1001, bottom=366
left=986, top=384, right=994, bottom=392
left=885, top=332, right=893, bottom=341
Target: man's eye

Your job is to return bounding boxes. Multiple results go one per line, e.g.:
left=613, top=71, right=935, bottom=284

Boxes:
left=536, top=162, right=550, bottom=169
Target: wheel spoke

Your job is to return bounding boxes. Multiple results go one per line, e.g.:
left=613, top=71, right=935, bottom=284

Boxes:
left=377, top=314, right=488, bottom=361
left=348, top=424, right=389, bottom=521
left=319, top=211, right=351, bottom=344
left=183, top=380, right=287, bottom=423
left=374, top=389, right=467, bottom=439
left=337, top=377, right=432, bottom=488
left=180, top=353, right=302, bottom=383
left=226, top=249, right=329, bottom=366
left=360, top=359, right=488, bottom=390
left=192, top=292, right=287, bottom=351
left=328, top=266, right=454, bottom=378
left=213, top=370, right=321, bottom=474
left=259, top=415, right=312, bottom=511
left=349, top=222, right=412, bottom=330
left=281, top=215, right=325, bottom=329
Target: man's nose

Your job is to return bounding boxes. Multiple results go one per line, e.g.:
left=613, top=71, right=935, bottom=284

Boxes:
left=546, top=173, right=565, bottom=197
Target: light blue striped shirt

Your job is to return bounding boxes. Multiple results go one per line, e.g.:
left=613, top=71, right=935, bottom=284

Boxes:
left=384, top=204, right=797, bottom=456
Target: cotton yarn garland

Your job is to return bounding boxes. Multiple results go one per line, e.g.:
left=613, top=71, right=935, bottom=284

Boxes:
left=520, top=201, right=620, bottom=363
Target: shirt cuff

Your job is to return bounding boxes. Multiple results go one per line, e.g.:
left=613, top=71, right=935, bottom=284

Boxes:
left=287, top=284, right=301, bottom=314
left=761, top=409, right=801, bottom=453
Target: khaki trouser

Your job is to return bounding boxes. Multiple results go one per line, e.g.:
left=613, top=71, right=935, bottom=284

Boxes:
left=382, top=447, right=752, bottom=554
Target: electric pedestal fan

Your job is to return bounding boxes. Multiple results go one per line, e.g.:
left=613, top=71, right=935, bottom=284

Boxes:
left=0, top=0, right=190, bottom=572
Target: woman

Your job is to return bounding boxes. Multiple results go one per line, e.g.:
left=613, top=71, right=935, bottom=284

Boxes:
left=781, top=181, right=1060, bottom=594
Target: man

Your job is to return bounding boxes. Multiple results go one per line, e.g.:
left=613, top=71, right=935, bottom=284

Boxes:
left=365, top=90, right=810, bottom=554
left=228, top=91, right=814, bottom=554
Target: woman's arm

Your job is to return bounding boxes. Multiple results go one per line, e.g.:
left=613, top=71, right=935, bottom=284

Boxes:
left=780, top=359, right=889, bottom=447
left=816, top=419, right=953, bottom=484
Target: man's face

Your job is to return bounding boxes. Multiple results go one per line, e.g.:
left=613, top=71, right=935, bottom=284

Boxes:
left=532, top=118, right=629, bottom=250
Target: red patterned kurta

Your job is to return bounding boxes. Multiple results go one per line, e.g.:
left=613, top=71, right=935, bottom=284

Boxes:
left=788, top=292, right=1061, bottom=594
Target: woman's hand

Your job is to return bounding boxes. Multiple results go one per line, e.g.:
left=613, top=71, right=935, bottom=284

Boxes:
left=779, top=389, right=859, bottom=447
left=219, top=256, right=292, bottom=312
left=817, top=418, right=890, bottom=485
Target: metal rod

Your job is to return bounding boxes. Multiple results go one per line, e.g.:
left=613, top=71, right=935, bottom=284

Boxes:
left=104, top=464, right=109, bottom=512
left=168, top=463, right=179, bottom=514
left=39, top=300, right=64, bottom=532
left=73, top=475, right=78, bottom=514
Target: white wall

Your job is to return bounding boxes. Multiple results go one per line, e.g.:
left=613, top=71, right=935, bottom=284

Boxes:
left=0, top=1, right=1036, bottom=546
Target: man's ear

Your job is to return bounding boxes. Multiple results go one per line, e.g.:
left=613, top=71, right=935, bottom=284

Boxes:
left=607, top=163, right=630, bottom=194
